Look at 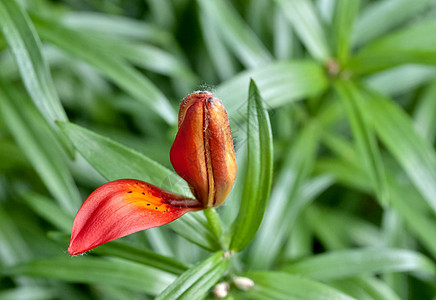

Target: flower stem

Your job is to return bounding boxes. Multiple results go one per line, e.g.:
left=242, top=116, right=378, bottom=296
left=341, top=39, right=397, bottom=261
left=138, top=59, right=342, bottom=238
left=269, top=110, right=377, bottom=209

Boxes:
left=203, top=208, right=223, bottom=244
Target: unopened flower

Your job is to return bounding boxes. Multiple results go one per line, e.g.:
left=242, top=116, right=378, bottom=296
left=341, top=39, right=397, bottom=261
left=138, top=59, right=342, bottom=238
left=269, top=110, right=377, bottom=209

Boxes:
left=214, top=282, right=230, bottom=298
left=233, top=276, right=255, bottom=291
left=170, top=91, right=237, bottom=208
left=68, top=92, right=236, bottom=256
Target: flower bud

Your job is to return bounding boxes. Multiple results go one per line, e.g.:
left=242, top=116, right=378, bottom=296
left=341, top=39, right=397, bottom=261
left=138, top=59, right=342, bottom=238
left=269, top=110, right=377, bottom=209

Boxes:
left=233, top=276, right=255, bottom=291
left=214, top=282, right=230, bottom=298
left=170, top=91, right=237, bottom=208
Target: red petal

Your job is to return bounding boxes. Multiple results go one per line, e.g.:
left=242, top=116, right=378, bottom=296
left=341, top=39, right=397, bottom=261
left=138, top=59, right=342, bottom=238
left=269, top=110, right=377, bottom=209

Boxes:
left=170, top=95, right=209, bottom=204
left=68, top=179, right=201, bottom=256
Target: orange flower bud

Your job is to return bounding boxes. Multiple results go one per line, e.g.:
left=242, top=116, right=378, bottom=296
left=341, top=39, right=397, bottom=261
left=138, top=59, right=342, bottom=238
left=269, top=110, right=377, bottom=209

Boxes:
left=170, top=91, right=237, bottom=208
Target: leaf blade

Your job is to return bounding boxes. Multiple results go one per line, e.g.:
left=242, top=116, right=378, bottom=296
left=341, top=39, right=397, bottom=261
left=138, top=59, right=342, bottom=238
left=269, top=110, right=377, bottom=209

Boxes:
left=33, top=16, right=176, bottom=125
left=364, top=89, right=436, bottom=215
left=0, top=0, right=67, bottom=124
left=274, top=0, right=331, bottom=61
left=283, top=248, right=435, bottom=281
left=230, top=80, right=273, bottom=252
left=156, top=251, right=229, bottom=300
left=244, top=271, right=356, bottom=300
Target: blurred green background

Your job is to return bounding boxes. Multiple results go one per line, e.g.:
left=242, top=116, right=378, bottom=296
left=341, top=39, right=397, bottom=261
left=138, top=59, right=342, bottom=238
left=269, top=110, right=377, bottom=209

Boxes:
left=2, top=0, right=436, bottom=299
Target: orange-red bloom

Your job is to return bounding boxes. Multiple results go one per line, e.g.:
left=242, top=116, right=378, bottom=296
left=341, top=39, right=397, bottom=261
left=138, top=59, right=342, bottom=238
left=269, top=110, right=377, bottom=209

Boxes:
left=68, top=92, right=236, bottom=256
left=170, top=91, right=237, bottom=208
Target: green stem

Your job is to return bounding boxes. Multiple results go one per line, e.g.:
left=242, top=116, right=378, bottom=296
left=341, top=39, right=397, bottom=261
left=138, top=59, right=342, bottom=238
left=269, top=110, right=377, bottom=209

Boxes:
left=203, top=208, right=223, bottom=245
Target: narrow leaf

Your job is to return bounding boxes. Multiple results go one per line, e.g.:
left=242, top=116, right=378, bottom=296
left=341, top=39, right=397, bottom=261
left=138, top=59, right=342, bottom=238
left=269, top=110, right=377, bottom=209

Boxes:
left=353, top=0, right=436, bottom=47
left=414, top=80, right=436, bottom=142
left=230, top=80, right=273, bottom=252
left=58, top=122, right=187, bottom=194
left=329, top=277, right=402, bottom=300
left=332, top=0, right=359, bottom=63
left=48, top=232, right=188, bottom=275
left=216, top=60, right=328, bottom=116
left=386, top=170, right=436, bottom=260
left=283, top=248, right=435, bottom=280
left=33, top=16, right=176, bottom=125
left=363, top=89, right=436, bottom=215
left=274, top=0, right=331, bottom=61
left=95, top=241, right=189, bottom=275
left=248, top=122, right=321, bottom=269
left=4, top=257, right=175, bottom=296
left=22, top=193, right=73, bottom=232
left=244, top=271, right=356, bottom=300
left=0, top=85, right=80, bottom=213
left=350, top=19, right=436, bottom=74
left=197, top=0, right=272, bottom=68
left=364, top=65, right=436, bottom=97
left=0, top=0, right=67, bottom=124
left=63, top=12, right=172, bottom=45
left=335, top=80, right=388, bottom=206
left=156, top=251, right=229, bottom=300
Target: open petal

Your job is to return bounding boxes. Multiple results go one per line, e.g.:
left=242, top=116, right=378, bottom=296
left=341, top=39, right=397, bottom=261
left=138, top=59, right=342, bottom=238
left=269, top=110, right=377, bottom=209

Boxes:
left=68, top=179, right=201, bottom=256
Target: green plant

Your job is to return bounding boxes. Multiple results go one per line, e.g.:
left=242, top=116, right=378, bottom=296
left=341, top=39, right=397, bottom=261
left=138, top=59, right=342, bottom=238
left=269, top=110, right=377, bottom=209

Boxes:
left=1, top=0, right=436, bottom=299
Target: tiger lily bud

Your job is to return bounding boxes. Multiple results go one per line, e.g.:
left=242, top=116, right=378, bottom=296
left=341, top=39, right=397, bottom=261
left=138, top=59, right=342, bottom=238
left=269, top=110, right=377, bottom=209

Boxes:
left=170, top=91, right=237, bottom=208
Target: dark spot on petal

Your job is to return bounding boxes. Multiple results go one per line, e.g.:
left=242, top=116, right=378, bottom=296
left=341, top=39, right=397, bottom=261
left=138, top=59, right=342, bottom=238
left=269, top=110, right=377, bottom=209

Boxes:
left=155, top=207, right=158, bottom=209
left=127, top=191, right=132, bottom=193
left=136, top=182, right=138, bottom=184
left=142, top=192, right=145, bottom=195
left=147, top=203, right=150, bottom=206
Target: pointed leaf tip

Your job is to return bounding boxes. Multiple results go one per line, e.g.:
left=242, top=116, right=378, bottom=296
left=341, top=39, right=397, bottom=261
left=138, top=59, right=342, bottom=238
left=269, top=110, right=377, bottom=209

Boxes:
left=68, top=179, right=201, bottom=255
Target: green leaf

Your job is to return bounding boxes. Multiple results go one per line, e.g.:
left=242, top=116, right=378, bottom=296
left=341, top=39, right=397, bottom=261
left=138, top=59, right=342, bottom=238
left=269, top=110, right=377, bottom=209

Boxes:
left=0, top=206, right=33, bottom=266
left=243, top=271, right=357, bottom=300
left=0, top=0, right=67, bottom=124
left=386, top=170, right=436, bottom=260
left=352, top=0, right=436, bottom=47
left=332, top=0, right=360, bottom=63
left=0, top=287, right=53, bottom=300
left=363, top=89, right=436, bottom=215
left=95, top=242, right=188, bottom=276
left=199, top=12, right=237, bottom=80
left=63, top=12, right=172, bottom=45
left=230, top=80, right=273, bottom=252
left=364, top=65, right=436, bottom=97
left=156, top=251, right=229, bottom=300
left=70, top=33, right=197, bottom=85
left=248, top=122, right=321, bottom=269
left=4, top=257, right=175, bottom=296
left=283, top=248, right=435, bottom=281
left=329, top=277, right=401, bottom=300
left=58, top=121, right=185, bottom=194
left=170, top=211, right=221, bottom=251
left=315, top=158, right=371, bottom=192
left=350, top=19, right=436, bottom=74
left=0, top=85, right=80, bottom=213
left=197, top=0, right=272, bottom=68
left=58, top=122, right=218, bottom=250
left=308, top=206, right=382, bottom=250
left=335, top=80, right=388, bottom=206
left=22, top=193, right=73, bottom=232
left=274, top=0, right=331, bottom=61
left=413, top=80, right=436, bottom=142
left=47, top=232, right=188, bottom=275
left=216, top=60, right=328, bottom=116
left=32, top=16, right=176, bottom=125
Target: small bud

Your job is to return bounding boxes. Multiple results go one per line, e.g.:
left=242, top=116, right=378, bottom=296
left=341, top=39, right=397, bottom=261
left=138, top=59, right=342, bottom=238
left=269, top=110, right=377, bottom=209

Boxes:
left=214, top=282, right=229, bottom=298
left=233, top=276, right=254, bottom=291
left=170, top=91, right=237, bottom=208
